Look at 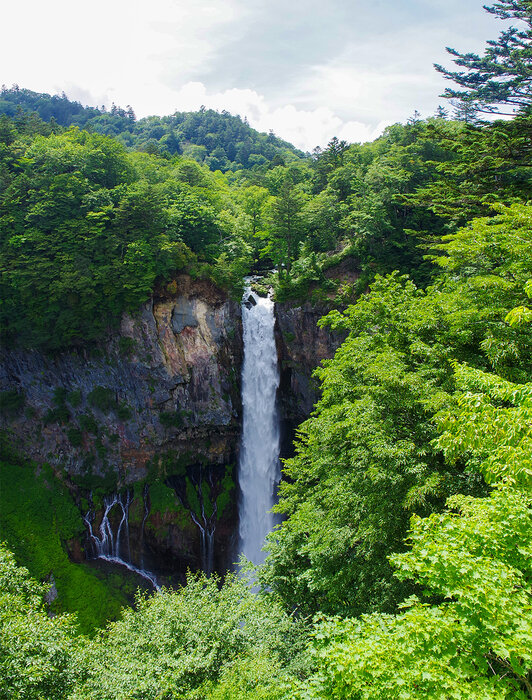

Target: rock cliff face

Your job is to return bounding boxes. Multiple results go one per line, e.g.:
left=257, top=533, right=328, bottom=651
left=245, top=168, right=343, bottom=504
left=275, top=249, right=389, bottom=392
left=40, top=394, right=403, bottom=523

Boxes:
left=0, top=275, right=346, bottom=583
left=0, top=275, right=242, bottom=580
left=275, top=301, right=345, bottom=431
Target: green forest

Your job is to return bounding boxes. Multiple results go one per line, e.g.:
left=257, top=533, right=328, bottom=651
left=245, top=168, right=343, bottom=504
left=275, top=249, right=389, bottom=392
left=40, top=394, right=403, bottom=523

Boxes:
left=1, top=0, right=531, bottom=697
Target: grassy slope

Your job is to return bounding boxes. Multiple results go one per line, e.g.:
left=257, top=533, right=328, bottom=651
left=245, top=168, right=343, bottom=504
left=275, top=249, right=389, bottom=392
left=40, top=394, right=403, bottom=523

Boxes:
left=0, top=451, right=132, bottom=635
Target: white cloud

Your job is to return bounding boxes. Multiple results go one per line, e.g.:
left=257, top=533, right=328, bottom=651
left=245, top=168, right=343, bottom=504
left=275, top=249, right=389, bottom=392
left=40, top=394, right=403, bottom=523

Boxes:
left=2, top=0, right=509, bottom=151
left=165, top=82, right=389, bottom=150
left=2, top=0, right=249, bottom=116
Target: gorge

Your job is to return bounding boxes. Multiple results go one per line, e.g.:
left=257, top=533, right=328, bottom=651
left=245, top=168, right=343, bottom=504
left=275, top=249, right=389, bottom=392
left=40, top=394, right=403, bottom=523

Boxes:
left=0, top=273, right=342, bottom=599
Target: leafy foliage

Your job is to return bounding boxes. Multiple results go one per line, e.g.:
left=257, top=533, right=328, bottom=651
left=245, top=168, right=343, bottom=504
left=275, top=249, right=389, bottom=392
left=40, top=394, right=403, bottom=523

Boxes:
left=307, top=363, right=532, bottom=699
left=72, top=573, right=309, bottom=699
left=0, top=548, right=312, bottom=700
left=0, top=123, right=231, bottom=348
left=0, top=545, right=79, bottom=700
left=262, top=203, right=532, bottom=618
left=0, top=445, right=129, bottom=634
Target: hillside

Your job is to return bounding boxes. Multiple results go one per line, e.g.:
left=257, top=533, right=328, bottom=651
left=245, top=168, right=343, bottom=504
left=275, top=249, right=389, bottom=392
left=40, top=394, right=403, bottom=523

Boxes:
left=1, top=0, right=532, bottom=694
left=0, top=85, right=304, bottom=171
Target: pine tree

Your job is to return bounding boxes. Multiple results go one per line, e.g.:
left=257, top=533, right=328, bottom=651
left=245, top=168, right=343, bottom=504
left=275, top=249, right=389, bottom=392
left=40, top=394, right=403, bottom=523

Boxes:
left=434, top=0, right=532, bottom=116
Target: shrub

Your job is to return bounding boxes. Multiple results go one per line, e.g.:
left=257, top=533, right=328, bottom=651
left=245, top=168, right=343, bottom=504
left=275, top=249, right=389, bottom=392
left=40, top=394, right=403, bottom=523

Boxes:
left=88, top=386, right=116, bottom=413
left=116, top=402, right=132, bottom=421
left=0, top=390, right=25, bottom=418
left=159, top=410, right=183, bottom=428
left=66, top=428, right=82, bottom=447
left=79, top=413, right=99, bottom=434
left=67, top=390, right=82, bottom=407
left=118, top=337, right=137, bottom=358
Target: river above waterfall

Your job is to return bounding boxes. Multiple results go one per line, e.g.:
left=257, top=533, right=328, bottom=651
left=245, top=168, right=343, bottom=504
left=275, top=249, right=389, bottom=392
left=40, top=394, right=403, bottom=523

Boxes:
left=237, top=287, right=281, bottom=567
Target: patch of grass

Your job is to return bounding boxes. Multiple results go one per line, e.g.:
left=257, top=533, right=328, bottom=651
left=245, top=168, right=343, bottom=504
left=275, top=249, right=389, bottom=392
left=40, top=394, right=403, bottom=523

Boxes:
left=185, top=477, right=202, bottom=516
left=0, top=454, right=128, bottom=635
left=216, top=465, right=235, bottom=520
left=149, top=480, right=180, bottom=516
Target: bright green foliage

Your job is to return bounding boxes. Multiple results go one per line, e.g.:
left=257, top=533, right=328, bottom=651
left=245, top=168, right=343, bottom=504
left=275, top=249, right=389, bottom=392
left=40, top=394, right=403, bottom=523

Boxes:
left=307, top=363, right=532, bottom=700
left=72, top=574, right=310, bottom=700
left=0, top=450, right=128, bottom=634
left=435, top=363, right=532, bottom=487
left=148, top=479, right=181, bottom=515
left=0, top=87, right=302, bottom=170
left=0, top=550, right=311, bottom=699
left=506, top=279, right=532, bottom=326
left=262, top=275, right=481, bottom=617
left=432, top=200, right=532, bottom=281
left=0, top=544, right=79, bottom=700
left=263, top=203, right=532, bottom=618
left=204, top=654, right=295, bottom=699
left=0, top=124, right=230, bottom=349
left=264, top=169, right=309, bottom=275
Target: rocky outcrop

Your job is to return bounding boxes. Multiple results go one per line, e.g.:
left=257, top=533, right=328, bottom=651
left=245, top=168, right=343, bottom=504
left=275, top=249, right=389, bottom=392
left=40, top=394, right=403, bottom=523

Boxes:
left=275, top=301, right=345, bottom=429
left=0, top=274, right=242, bottom=578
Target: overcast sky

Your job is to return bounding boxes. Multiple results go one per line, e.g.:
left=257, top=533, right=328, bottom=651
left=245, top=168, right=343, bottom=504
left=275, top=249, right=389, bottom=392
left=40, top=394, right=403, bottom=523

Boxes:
left=3, top=0, right=508, bottom=150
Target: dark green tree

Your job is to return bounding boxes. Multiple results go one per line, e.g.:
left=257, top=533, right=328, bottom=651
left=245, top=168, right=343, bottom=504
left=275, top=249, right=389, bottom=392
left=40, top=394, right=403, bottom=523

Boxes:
left=266, top=173, right=307, bottom=275
left=434, top=0, right=532, bottom=116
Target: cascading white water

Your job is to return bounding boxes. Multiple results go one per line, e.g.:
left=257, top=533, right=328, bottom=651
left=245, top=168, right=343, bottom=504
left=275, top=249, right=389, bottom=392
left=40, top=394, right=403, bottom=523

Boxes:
left=238, top=287, right=281, bottom=566
left=84, top=491, right=159, bottom=589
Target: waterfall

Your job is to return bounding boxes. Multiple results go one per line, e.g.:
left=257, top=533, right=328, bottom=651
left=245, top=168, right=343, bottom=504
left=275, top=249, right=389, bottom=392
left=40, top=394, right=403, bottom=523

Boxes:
left=84, top=491, right=159, bottom=589
left=190, top=508, right=216, bottom=577
left=238, top=287, right=281, bottom=566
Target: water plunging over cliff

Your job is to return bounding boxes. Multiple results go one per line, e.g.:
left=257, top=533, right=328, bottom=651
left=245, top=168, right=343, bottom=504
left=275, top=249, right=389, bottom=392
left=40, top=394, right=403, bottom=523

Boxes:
left=84, top=491, right=159, bottom=589
left=238, top=288, right=281, bottom=566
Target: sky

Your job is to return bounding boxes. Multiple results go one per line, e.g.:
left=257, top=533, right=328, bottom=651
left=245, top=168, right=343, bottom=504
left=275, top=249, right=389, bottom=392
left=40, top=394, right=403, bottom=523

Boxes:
left=2, top=0, right=507, bottom=151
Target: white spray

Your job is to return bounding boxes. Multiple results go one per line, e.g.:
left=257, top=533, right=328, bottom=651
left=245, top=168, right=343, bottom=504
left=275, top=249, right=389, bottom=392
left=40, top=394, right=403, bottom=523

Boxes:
left=84, top=491, right=159, bottom=589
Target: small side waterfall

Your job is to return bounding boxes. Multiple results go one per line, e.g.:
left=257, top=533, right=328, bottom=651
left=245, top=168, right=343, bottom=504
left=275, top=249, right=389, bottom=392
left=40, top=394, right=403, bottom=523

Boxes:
left=84, top=491, right=159, bottom=589
left=169, top=466, right=218, bottom=577
left=238, top=287, right=281, bottom=566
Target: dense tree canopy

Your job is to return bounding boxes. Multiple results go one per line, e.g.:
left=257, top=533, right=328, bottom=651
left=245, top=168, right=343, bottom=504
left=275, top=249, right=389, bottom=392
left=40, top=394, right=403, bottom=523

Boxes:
left=0, top=86, right=302, bottom=171
left=261, top=203, right=532, bottom=618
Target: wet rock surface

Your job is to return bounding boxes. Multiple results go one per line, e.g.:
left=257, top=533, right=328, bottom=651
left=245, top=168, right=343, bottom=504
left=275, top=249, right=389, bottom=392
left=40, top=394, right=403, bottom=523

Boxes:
left=0, top=275, right=345, bottom=581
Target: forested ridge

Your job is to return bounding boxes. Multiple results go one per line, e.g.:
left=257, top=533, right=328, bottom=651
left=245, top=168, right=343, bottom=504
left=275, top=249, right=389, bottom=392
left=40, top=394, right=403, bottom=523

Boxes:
left=0, top=85, right=302, bottom=170
left=1, top=0, right=531, bottom=697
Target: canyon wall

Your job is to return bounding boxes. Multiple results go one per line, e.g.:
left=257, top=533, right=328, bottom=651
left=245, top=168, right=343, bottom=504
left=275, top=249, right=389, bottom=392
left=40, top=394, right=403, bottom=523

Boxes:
left=0, top=275, right=242, bottom=580
left=275, top=301, right=345, bottom=429
left=0, top=275, right=346, bottom=583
